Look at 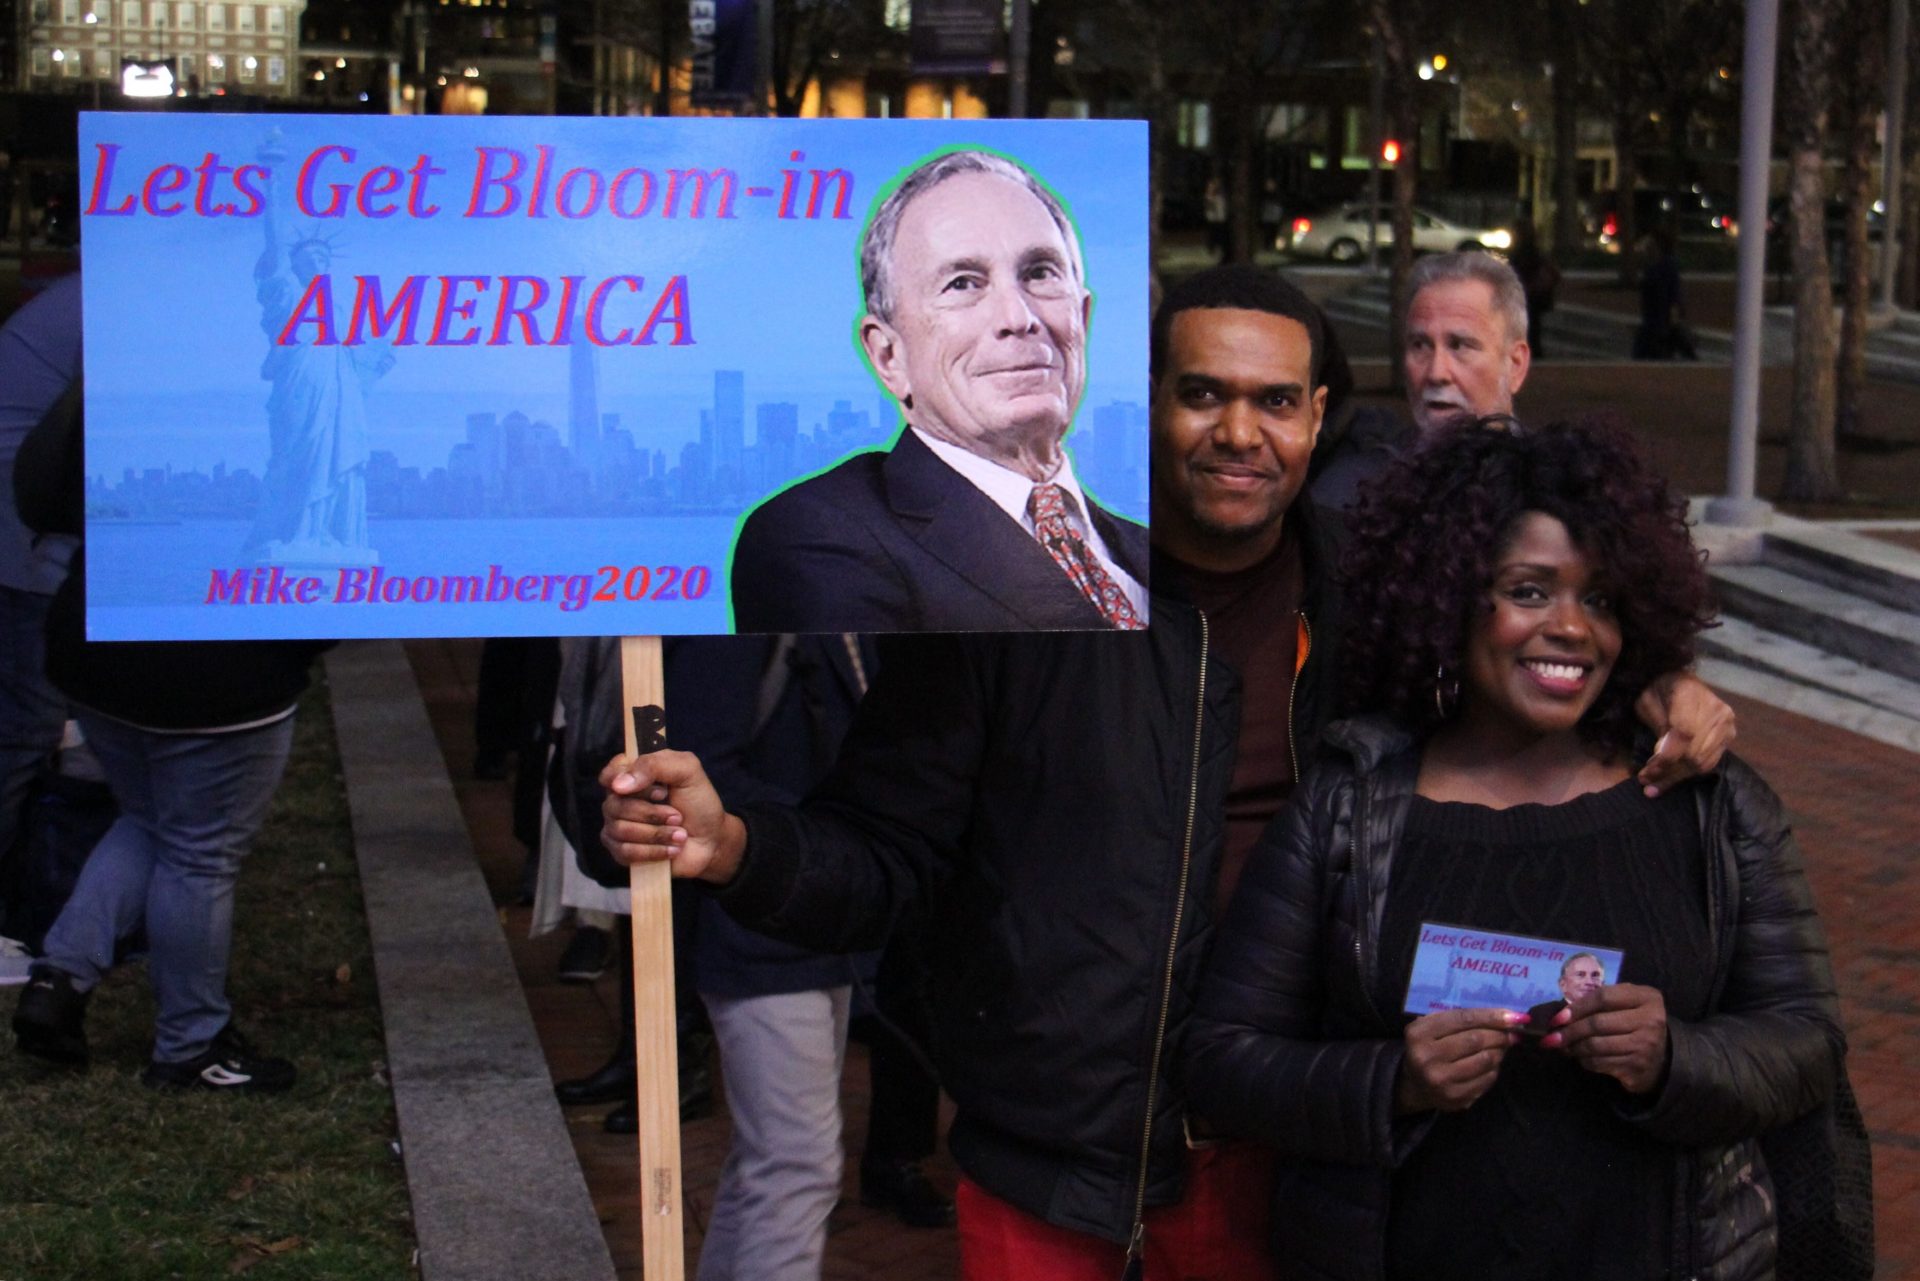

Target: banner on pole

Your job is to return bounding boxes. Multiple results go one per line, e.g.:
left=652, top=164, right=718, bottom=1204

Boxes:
left=78, top=114, right=1150, bottom=640
left=911, top=0, right=1006, bottom=76
left=689, top=0, right=757, bottom=108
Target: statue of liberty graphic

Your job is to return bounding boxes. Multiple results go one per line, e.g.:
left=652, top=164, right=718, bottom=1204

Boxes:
left=243, top=131, right=391, bottom=565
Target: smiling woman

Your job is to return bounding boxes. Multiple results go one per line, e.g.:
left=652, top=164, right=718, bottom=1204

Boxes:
left=1187, top=415, right=1849, bottom=1281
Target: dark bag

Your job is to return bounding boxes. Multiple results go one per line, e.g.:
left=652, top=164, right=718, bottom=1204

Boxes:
left=0, top=767, right=116, bottom=953
left=1761, top=1066, right=1876, bottom=1281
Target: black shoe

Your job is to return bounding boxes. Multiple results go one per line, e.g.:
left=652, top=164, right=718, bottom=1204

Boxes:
left=602, top=1070, right=714, bottom=1132
left=556, top=926, right=614, bottom=984
left=142, top=1024, right=296, bottom=1094
left=12, top=968, right=89, bottom=1067
left=861, top=1158, right=955, bottom=1229
left=555, top=1050, right=636, bottom=1106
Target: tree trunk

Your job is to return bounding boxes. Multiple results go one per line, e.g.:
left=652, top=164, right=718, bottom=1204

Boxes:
left=1550, top=0, right=1582, bottom=256
left=1389, top=97, right=1418, bottom=387
left=655, top=0, right=674, bottom=116
left=1368, top=0, right=1418, bottom=386
left=1836, top=0, right=1886, bottom=443
left=1783, top=0, right=1842, bottom=501
left=1612, top=106, right=1640, bottom=289
left=1225, top=93, right=1260, bottom=263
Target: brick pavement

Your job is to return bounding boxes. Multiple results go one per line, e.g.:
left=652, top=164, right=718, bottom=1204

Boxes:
left=1718, top=693, right=1920, bottom=1281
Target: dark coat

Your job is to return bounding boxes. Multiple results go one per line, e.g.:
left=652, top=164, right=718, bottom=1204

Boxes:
left=553, top=634, right=878, bottom=998
left=728, top=429, right=1150, bottom=634
left=15, top=378, right=324, bottom=731
left=708, top=509, right=1344, bottom=1245
left=1187, top=715, right=1845, bottom=1281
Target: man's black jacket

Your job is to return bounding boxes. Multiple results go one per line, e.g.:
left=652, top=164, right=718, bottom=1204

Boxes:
left=713, top=509, right=1343, bottom=1244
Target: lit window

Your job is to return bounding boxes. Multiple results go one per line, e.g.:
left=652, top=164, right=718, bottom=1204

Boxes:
left=123, top=1, right=140, bottom=26
left=63, top=0, right=81, bottom=23
left=89, top=2, right=111, bottom=22
left=267, top=53, right=283, bottom=83
left=239, top=53, right=255, bottom=80
left=175, top=2, right=194, bottom=28
left=64, top=48, right=84, bottom=76
left=266, top=5, right=282, bottom=34
left=236, top=4, right=253, bottom=32
left=207, top=51, right=223, bottom=78
left=207, top=3, right=223, bottom=30
left=32, top=48, right=51, bottom=76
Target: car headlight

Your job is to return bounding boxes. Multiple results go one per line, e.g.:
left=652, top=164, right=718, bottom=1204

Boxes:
left=1481, top=229, right=1513, bottom=251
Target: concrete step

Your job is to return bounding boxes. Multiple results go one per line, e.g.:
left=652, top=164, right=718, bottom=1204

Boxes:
left=1709, top=563, right=1920, bottom=686
left=1761, top=523, right=1920, bottom=615
left=1697, top=614, right=1920, bottom=723
left=1696, top=654, right=1920, bottom=755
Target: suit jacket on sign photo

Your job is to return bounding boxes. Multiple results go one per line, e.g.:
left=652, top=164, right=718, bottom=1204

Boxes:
left=729, top=429, right=1149, bottom=635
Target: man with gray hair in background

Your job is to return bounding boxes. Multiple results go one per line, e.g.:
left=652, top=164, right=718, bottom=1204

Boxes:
left=729, top=149, right=1148, bottom=635
left=1309, top=250, right=1533, bottom=512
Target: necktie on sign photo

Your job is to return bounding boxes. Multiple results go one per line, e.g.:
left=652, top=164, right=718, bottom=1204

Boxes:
left=1027, top=483, right=1144, bottom=631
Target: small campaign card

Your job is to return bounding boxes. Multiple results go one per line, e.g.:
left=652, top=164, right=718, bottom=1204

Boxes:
left=1404, top=922, right=1623, bottom=1027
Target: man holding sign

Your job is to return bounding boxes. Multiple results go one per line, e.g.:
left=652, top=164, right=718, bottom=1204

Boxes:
left=729, top=150, right=1149, bottom=635
left=604, top=266, right=1734, bottom=1277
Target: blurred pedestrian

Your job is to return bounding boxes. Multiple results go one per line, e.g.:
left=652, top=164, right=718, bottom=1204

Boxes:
left=1634, top=229, right=1699, bottom=361
left=11, top=378, right=324, bottom=1091
left=1508, top=220, right=1561, bottom=360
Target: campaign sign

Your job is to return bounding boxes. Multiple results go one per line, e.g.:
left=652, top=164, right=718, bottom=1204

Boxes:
left=78, top=114, right=1150, bottom=640
left=1403, top=923, right=1624, bottom=1018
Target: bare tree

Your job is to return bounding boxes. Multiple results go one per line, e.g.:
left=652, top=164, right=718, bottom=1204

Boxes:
left=766, top=0, right=892, bottom=117
left=1782, top=0, right=1842, bottom=501
left=1049, top=2, right=1185, bottom=264
left=1053, top=0, right=1342, bottom=264
left=1578, top=0, right=1741, bottom=286
left=1549, top=0, right=1583, bottom=257
left=1366, top=0, right=1435, bottom=376
left=1837, top=0, right=1890, bottom=444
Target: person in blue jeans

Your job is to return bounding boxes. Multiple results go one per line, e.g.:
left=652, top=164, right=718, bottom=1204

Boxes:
left=10, top=377, right=325, bottom=1091
left=0, top=274, right=81, bottom=926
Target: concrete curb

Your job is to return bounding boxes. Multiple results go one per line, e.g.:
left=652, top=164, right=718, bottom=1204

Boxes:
left=325, top=641, right=616, bottom=1281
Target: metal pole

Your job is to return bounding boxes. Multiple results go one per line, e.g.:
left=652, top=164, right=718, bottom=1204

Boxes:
left=756, top=0, right=773, bottom=116
left=1706, top=0, right=1780, bottom=526
left=1881, top=0, right=1909, bottom=309
left=1009, top=0, right=1030, bottom=118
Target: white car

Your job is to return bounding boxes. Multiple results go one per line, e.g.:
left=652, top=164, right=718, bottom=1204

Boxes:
left=1287, top=204, right=1512, bottom=262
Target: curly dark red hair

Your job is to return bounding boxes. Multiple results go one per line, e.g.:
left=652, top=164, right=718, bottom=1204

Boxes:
left=1339, top=415, right=1717, bottom=753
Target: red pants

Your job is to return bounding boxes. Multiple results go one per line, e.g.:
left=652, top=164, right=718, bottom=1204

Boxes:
left=955, top=1141, right=1275, bottom=1281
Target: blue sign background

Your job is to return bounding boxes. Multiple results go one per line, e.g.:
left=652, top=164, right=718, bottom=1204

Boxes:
left=79, top=114, right=1150, bottom=640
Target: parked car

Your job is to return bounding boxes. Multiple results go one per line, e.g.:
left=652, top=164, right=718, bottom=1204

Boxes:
left=1765, top=196, right=1885, bottom=254
left=1587, top=187, right=1737, bottom=251
left=1285, top=203, right=1512, bottom=262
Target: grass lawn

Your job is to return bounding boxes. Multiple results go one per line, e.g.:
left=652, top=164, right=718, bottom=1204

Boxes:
left=0, top=680, right=416, bottom=1280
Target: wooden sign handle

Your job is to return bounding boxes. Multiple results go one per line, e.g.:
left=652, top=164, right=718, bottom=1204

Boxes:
left=619, top=634, right=685, bottom=1279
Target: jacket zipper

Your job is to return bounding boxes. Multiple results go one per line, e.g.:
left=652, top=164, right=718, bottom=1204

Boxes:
left=1348, top=780, right=1388, bottom=1029
left=1123, top=610, right=1209, bottom=1273
left=1285, top=612, right=1311, bottom=788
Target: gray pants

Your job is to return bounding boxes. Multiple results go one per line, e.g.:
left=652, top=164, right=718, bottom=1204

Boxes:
left=696, top=985, right=851, bottom=1281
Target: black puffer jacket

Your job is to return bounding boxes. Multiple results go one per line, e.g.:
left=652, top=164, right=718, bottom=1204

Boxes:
left=1187, top=716, right=1844, bottom=1281
left=714, top=514, right=1344, bottom=1245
